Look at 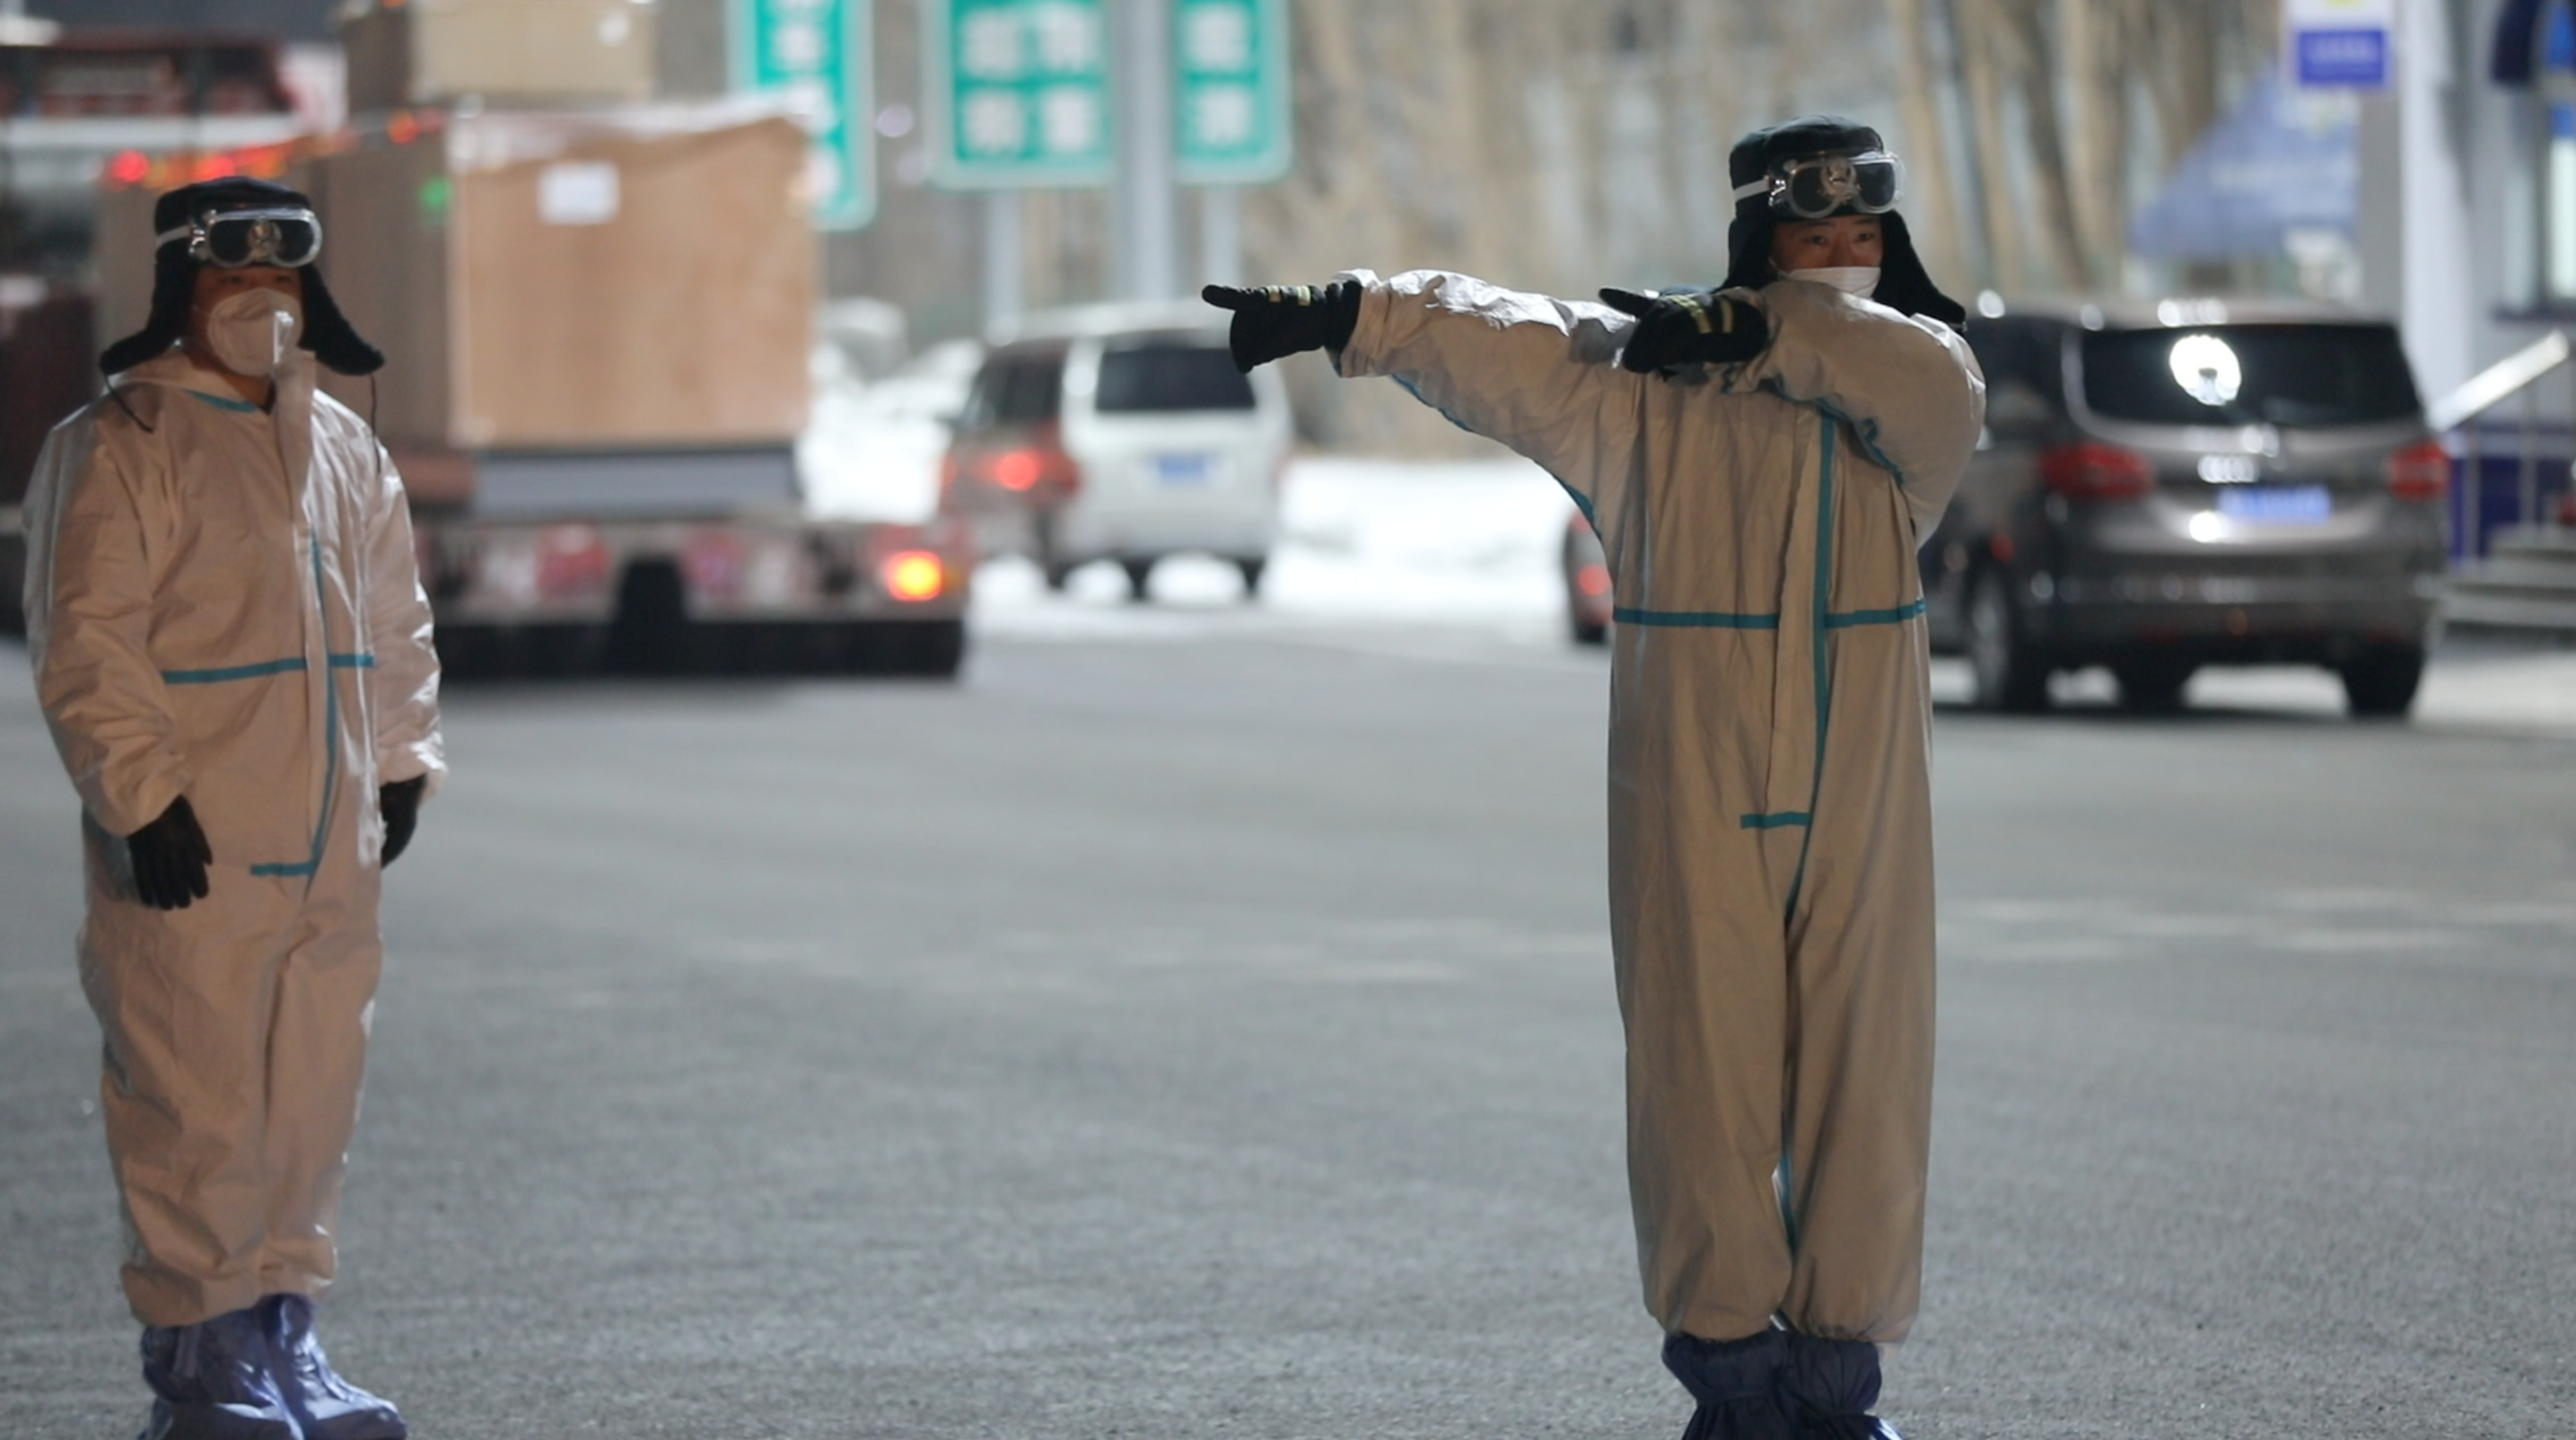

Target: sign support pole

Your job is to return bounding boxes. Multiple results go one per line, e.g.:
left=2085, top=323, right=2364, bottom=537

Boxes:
left=1197, top=185, right=1240, bottom=286
left=1111, top=0, right=1178, bottom=301
left=984, top=189, right=1024, bottom=332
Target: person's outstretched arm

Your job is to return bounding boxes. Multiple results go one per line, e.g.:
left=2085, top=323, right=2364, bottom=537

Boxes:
left=1209, top=271, right=1683, bottom=528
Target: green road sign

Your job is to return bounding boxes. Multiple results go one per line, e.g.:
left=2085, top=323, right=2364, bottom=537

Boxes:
left=730, top=0, right=877, bottom=230
left=1174, top=0, right=1290, bottom=185
left=924, top=0, right=1114, bottom=189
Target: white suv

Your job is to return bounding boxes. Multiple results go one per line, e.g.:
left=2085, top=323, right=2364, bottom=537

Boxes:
left=939, top=303, right=1293, bottom=599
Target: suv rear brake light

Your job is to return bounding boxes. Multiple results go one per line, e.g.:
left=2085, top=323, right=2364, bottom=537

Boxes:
left=977, top=441, right=1081, bottom=498
left=2039, top=442, right=2155, bottom=500
left=992, top=451, right=1042, bottom=489
left=2386, top=439, right=2449, bottom=502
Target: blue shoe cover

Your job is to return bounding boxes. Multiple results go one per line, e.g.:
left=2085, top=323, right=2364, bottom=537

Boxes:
left=258, top=1295, right=407, bottom=1440
left=138, top=1309, right=302, bottom=1440
left=1662, top=1330, right=1795, bottom=1440
left=1779, top=1331, right=1901, bottom=1440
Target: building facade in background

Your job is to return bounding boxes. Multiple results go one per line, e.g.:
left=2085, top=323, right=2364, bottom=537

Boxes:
left=2458, top=2, right=2576, bottom=429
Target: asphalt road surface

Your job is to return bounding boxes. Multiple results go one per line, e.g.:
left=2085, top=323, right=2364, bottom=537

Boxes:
left=4, top=625, right=2572, bottom=1440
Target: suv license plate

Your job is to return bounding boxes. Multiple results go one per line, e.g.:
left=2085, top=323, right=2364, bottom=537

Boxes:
left=1155, top=453, right=1214, bottom=486
left=2216, top=485, right=2331, bottom=524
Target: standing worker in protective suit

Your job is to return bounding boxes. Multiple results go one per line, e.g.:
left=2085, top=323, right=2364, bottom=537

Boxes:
left=22, top=177, right=443, bottom=1440
left=1205, top=118, right=1983, bottom=1440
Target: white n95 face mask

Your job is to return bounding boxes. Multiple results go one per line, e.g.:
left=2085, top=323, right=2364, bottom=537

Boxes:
left=1787, top=267, right=1882, bottom=300
left=198, top=288, right=303, bottom=379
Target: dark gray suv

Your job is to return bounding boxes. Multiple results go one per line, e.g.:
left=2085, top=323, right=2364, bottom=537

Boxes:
left=1925, top=298, right=2449, bottom=716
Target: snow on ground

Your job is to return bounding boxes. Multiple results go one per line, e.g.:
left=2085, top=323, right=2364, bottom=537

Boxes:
left=965, top=455, right=1574, bottom=647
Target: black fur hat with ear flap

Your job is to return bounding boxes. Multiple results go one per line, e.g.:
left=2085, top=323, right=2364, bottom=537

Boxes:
left=1717, top=115, right=1966, bottom=329
left=100, top=176, right=385, bottom=376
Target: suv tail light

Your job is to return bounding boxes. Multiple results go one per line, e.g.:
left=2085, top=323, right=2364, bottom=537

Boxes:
left=976, top=441, right=1080, bottom=498
left=958, top=419, right=1079, bottom=500
left=991, top=450, right=1043, bottom=490
left=2039, top=442, right=2156, bottom=500
left=2386, top=439, right=2449, bottom=503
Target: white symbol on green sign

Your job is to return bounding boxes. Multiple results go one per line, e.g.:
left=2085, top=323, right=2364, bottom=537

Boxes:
left=731, top=0, right=877, bottom=230
left=927, top=0, right=1292, bottom=190
left=1176, top=0, right=1289, bottom=184
left=928, top=0, right=1113, bottom=187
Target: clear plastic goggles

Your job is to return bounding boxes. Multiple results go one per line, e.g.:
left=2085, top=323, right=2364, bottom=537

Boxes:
left=1730, top=151, right=1905, bottom=221
left=153, top=206, right=323, bottom=268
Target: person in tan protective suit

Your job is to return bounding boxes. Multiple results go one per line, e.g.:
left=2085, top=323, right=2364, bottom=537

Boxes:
left=24, top=176, right=442, bottom=1440
left=1205, top=116, right=1985, bottom=1440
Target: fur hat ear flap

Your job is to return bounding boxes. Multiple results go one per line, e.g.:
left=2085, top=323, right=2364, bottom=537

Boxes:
left=1721, top=213, right=1777, bottom=295
left=1870, top=212, right=1967, bottom=330
left=296, top=264, right=384, bottom=376
left=99, top=243, right=193, bottom=374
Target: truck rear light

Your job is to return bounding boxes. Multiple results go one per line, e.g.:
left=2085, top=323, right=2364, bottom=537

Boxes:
left=683, top=531, right=746, bottom=601
left=881, top=550, right=945, bottom=602
left=2040, top=442, right=2155, bottom=500
left=2386, top=439, right=2449, bottom=502
left=535, top=524, right=609, bottom=600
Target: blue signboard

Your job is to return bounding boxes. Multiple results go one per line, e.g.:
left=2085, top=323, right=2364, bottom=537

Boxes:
left=2296, top=28, right=2388, bottom=87
left=2283, top=0, right=2393, bottom=92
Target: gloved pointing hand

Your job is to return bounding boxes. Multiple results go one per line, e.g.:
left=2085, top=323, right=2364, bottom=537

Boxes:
left=380, top=776, right=426, bottom=866
left=1200, top=281, right=1362, bottom=373
left=127, top=795, right=213, bottom=910
left=1599, top=286, right=1771, bottom=374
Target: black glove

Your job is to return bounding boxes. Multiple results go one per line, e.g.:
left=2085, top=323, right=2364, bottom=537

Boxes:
left=380, top=776, right=426, bottom=866
left=1599, top=287, right=1771, bottom=374
left=127, top=795, right=213, bottom=910
left=1200, top=281, right=1361, bottom=372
